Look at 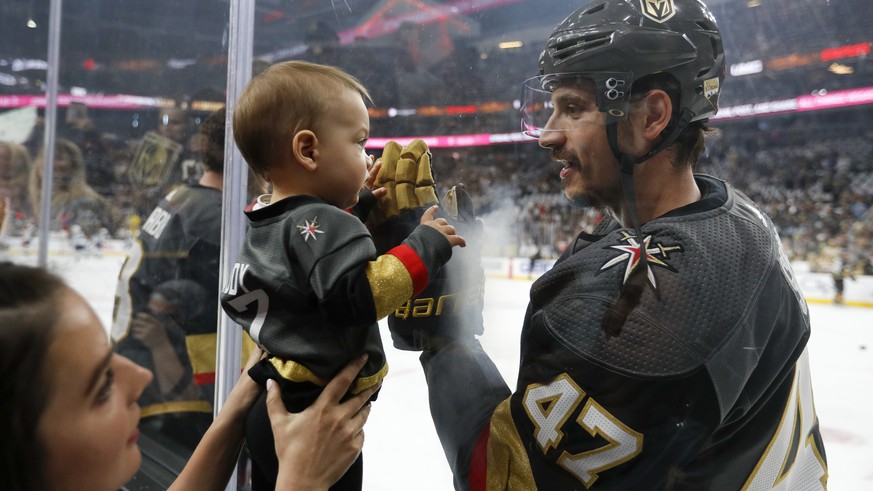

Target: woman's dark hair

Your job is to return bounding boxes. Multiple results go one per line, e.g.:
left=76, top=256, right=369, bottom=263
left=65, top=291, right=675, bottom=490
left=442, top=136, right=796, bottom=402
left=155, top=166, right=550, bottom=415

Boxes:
left=0, top=262, right=65, bottom=491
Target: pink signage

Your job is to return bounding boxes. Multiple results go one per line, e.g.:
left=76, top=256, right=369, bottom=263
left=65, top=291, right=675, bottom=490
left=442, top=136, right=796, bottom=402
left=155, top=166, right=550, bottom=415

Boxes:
left=366, top=132, right=533, bottom=149
left=796, top=87, right=873, bottom=112
left=0, top=94, right=169, bottom=109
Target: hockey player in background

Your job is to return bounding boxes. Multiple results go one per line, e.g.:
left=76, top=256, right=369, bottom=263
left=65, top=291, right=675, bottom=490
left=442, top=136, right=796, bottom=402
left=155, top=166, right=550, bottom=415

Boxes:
left=382, top=0, right=829, bottom=489
left=831, top=251, right=855, bottom=304
left=112, top=108, right=230, bottom=450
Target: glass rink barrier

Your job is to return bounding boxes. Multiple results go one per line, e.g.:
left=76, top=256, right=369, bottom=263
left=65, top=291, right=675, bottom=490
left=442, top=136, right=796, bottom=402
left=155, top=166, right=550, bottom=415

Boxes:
left=0, top=0, right=871, bottom=490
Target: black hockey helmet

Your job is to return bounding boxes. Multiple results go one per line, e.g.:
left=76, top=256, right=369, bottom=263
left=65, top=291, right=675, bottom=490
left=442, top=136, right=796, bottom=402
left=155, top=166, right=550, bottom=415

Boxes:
left=522, top=0, right=725, bottom=133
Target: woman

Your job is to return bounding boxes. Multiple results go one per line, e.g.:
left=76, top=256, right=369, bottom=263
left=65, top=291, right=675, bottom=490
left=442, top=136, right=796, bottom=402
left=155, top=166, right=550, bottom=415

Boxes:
left=0, top=261, right=376, bottom=491
left=0, top=140, right=32, bottom=235
left=28, top=138, right=116, bottom=236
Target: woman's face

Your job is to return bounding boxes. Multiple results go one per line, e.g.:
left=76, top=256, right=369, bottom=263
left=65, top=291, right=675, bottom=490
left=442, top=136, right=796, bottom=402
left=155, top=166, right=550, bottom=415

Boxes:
left=38, top=289, right=153, bottom=491
left=52, top=151, right=75, bottom=191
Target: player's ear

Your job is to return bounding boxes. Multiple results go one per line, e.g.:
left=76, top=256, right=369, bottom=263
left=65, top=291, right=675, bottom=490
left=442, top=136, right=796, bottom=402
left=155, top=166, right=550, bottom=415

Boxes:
left=292, top=130, right=319, bottom=172
left=641, top=89, right=672, bottom=141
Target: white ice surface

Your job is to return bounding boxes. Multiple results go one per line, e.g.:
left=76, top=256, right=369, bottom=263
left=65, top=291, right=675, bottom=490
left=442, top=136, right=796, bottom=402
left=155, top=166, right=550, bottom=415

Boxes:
left=48, top=252, right=873, bottom=490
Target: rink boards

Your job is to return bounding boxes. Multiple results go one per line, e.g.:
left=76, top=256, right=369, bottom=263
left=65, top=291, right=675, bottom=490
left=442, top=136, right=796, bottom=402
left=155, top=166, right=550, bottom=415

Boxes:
left=483, top=256, right=873, bottom=308
left=3, top=238, right=871, bottom=308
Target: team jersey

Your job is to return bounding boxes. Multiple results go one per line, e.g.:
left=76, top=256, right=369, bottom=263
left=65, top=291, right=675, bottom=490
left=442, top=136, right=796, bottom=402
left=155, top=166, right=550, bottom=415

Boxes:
left=112, top=184, right=222, bottom=416
left=221, top=194, right=451, bottom=411
left=480, top=175, right=827, bottom=490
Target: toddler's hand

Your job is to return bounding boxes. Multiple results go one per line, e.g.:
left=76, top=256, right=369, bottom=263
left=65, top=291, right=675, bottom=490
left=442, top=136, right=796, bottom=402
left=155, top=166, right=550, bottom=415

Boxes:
left=364, top=156, right=387, bottom=199
left=420, top=205, right=466, bottom=248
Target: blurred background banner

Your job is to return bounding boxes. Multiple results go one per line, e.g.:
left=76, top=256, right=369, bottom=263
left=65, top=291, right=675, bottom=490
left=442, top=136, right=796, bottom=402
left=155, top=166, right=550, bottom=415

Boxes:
left=0, top=106, right=37, bottom=143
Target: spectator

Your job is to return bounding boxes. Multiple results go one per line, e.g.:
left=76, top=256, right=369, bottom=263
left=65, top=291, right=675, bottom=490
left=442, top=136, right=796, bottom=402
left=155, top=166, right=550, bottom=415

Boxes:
left=28, top=138, right=116, bottom=237
left=0, top=141, right=33, bottom=236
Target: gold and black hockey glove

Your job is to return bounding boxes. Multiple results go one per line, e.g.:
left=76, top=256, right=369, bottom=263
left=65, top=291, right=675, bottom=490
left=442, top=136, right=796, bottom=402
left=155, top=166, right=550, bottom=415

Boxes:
left=369, top=139, right=438, bottom=253
left=370, top=139, right=439, bottom=224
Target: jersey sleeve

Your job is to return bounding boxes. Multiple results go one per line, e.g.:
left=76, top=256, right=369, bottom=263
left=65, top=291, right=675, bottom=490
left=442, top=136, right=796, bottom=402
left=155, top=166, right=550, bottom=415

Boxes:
left=366, top=224, right=452, bottom=318
left=291, top=203, right=451, bottom=324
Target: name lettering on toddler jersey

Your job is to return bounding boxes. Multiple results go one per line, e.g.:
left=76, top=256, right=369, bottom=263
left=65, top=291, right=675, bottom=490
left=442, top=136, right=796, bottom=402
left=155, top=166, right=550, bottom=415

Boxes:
left=223, top=262, right=250, bottom=295
left=223, top=262, right=270, bottom=344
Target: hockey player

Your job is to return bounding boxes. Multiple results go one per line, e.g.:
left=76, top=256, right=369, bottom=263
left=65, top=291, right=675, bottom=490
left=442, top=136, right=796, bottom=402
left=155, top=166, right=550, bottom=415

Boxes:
left=112, top=108, right=229, bottom=450
left=384, top=0, right=829, bottom=489
left=221, top=61, right=466, bottom=491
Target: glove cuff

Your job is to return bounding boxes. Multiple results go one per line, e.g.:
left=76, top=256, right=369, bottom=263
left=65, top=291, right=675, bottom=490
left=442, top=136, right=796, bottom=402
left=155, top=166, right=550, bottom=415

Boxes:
left=388, top=276, right=485, bottom=351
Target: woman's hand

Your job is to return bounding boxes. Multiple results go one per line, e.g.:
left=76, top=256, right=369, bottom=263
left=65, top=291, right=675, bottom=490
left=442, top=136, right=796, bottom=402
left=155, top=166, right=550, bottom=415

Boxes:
left=267, top=355, right=379, bottom=491
left=232, top=344, right=267, bottom=407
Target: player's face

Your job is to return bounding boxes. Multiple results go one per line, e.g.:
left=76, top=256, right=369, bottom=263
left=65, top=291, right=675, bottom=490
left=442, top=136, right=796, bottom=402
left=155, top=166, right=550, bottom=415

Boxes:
left=315, top=88, right=371, bottom=209
left=158, top=109, right=189, bottom=143
left=537, top=80, right=623, bottom=210
left=38, top=288, right=153, bottom=491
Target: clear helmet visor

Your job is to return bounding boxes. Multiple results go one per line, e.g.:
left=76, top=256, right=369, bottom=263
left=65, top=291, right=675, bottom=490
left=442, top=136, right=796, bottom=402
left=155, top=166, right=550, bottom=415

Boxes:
left=520, top=72, right=634, bottom=138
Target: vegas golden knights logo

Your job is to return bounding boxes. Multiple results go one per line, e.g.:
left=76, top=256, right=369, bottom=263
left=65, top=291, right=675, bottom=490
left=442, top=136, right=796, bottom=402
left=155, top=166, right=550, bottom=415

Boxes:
left=128, top=131, right=183, bottom=191
left=640, top=0, right=676, bottom=23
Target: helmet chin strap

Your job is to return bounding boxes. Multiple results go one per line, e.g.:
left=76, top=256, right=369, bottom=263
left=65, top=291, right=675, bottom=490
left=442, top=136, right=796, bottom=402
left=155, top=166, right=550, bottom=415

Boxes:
left=600, top=108, right=693, bottom=337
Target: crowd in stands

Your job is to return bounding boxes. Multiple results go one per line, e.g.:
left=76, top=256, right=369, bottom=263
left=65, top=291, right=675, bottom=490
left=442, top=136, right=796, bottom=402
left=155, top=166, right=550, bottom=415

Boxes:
left=430, top=119, right=873, bottom=277
left=1, top=101, right=871, bottom=279
left=700, top=123, right=873, bottom=276
left=2, top=0, right=872, bottom=276
left=26, top=1, right=870, bottom=107
left=713, top=0, right=873, bottom=62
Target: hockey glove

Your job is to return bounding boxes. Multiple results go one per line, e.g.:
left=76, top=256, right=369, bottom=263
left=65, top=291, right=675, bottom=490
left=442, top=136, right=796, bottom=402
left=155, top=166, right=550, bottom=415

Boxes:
left=386, top=184, right=485, bottom=351
left=371, top=139, right=439, bottom=223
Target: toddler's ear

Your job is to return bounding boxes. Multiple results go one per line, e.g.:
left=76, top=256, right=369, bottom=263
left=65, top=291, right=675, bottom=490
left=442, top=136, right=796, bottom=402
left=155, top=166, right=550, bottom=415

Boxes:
left=292, top=130, right=319, bottom=171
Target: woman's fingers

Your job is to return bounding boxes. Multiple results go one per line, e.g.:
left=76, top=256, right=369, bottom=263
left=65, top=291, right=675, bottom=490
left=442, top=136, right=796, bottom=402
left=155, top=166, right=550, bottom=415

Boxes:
left=317, top=354, right=368, bottom=406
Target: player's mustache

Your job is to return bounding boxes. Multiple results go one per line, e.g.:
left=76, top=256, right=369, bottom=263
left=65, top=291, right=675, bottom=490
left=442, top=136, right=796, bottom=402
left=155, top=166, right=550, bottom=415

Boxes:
left=550, top=148, right=574, bottom=163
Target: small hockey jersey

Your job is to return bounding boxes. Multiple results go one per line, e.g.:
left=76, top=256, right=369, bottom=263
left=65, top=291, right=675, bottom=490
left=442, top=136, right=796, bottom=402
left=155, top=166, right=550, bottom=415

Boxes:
left=221, top=194, right=451, bottom=411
